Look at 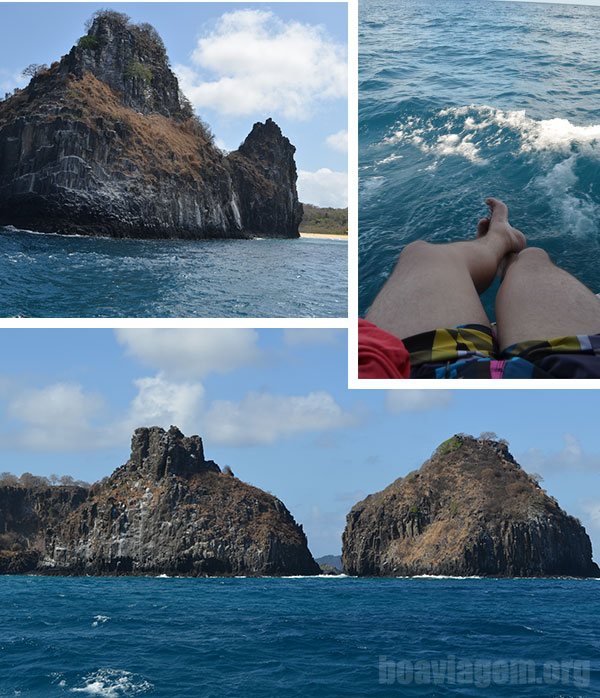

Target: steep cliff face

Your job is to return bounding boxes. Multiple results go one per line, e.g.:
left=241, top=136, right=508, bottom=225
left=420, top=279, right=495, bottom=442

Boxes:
left=229, top=119, right=303, bottom=237
left=342, top=435, right=600, bottom=578
left=0, top=12, right=301, bottom=238
left=0, top=426, right=319, bottom=576
left=0, top=485, right=89, bottom=573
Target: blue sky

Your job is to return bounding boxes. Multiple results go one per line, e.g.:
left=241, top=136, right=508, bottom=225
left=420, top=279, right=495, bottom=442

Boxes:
left=0, top=3, right=348, bottom=207
left=1, top=328, right=600, bottom=561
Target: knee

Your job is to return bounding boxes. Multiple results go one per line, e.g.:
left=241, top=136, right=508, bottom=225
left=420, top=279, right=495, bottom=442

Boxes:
left=398, top=240, right=433, bottom=262
left=515, top=247, right=553, bottom=267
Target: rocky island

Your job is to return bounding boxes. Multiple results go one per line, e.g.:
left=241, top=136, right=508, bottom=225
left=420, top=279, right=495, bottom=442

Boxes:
left=0, top=426, right=320, bottom=576
left=0, top=11, right=302, bottom=239
left=342, top=434, right=600, bottom=578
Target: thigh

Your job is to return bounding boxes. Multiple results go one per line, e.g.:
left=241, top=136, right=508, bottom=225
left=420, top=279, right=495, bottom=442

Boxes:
left=496, top=248, right=600, bottom=351
left=366, top=241, right=491, bottom=340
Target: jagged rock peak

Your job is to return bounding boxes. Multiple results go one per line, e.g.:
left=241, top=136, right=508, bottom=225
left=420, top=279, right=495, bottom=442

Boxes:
left=125, top=426, right=220, bottom=480
left=61, top=10, right=191, bottom=118
left=239, top=117, right=295, bottom=162
left=342, top=433, right=600, bottom=578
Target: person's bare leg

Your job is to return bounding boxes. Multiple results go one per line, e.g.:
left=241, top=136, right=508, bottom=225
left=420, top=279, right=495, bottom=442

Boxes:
left=496, top=247, right=600, bottom=350
left=366, top=198, right=526, bottom=340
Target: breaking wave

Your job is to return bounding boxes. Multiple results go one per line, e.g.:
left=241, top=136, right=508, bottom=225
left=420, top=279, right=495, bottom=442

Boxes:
left=70, top=669, right=153, bottom=696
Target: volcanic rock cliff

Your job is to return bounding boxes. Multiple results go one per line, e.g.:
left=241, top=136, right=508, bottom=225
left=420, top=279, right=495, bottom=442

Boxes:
left=342, top=435, right=600, bottom=578
left=0, top=11, right=302, bottom=238
left=0, top=426, right=319, bottom=576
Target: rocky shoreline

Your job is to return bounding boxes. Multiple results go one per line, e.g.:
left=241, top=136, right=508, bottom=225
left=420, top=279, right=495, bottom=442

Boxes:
left=342, top=434, right=600, bottom=578
left=1, top=431, right=597, bottom=579
left=0, top=11, right=302, bottom=239
left=0, top=426, right=320, bottom=577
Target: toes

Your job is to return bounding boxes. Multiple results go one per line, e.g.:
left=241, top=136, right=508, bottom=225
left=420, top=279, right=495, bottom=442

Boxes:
left=485, top=197, right=509, bottom=224
left=476, top=217, right=490, bottom=238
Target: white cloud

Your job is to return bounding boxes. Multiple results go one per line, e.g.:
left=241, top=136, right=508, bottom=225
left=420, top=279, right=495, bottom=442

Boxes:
left=114, top=329, right=261, bottom=379
left=583, top=502, right=600, bottom=528
left=326, top=129, right=348, bottom=153
left=175, top=9, right=347, bottom=119
left=386, top=390, right=452, bottom=413
left=282, top=329, right=342, bottom=346
left=298, top=168, right=347, bottom=207
left=582, top=502, right=600, bottom=529
left=520, top=434, right=600, bottom=473
left=124, top=375, right=205, bottom=437
left=0, top=69, right=26, bottom=95
left=7, top=383, right=104, bottom=450
left=203, top=391, right=354, bottom=446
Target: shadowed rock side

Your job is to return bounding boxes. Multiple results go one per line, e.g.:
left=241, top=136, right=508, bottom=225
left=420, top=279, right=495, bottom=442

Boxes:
left=342, top=435, right=600, bottom=578
left=0, top=426, right=319, bottom=576
left=0, top=12, right=302, bottom=238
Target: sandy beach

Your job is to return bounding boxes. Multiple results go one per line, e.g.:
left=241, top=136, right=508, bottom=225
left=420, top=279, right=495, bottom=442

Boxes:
left=300, top=232, right=348, bottom=240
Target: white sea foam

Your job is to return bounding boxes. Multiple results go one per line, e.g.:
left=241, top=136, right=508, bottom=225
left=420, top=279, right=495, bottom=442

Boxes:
left=407, top=575, right=483, bottom=580
left=436, top=105, right=600, bottom=156
left=375, top=153, right=403, bottom=165
left=360, top=176, right=386, bottom=204
left=381, top=105, right=600, bottom=236
left=70, top=669, right=152, bottom=697
left=384, top=105, right=600, bottom=160
left=535, top=156, right=599, bottom=237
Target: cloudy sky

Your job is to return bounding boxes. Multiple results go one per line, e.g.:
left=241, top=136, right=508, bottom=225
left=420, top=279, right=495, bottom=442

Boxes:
left=2, top=328, right=600, bottom=560
left=0, top=3, right=347, bottom=208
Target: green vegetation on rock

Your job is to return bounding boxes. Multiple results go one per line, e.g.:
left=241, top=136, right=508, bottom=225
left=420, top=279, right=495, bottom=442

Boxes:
left=78, top=35, right=101, bottom=50
left=435, top=435, right=463, bottom=457
left=299, top=203, right=348, bottom=235
left=124, top=61, right=153, bottom=84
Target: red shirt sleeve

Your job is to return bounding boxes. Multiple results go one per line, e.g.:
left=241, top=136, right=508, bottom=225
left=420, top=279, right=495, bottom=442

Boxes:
left=358, top=319, right=410, bottom=379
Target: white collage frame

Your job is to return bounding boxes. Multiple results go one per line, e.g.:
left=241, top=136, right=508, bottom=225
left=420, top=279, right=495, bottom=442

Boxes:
left=1, top=0, right=593, bottom=391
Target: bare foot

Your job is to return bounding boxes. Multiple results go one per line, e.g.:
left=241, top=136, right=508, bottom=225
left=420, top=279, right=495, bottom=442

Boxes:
left=484, top=197, right=526, bottom=255
left=476, top=216, right=490, bottom=239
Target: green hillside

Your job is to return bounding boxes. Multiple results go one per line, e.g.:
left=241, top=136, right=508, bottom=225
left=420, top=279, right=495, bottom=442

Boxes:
left=299, top=204, right=348, bottom=235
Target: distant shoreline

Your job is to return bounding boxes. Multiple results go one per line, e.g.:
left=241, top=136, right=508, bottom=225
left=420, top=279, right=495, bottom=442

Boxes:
left=300, top=232, right=348, bottom=240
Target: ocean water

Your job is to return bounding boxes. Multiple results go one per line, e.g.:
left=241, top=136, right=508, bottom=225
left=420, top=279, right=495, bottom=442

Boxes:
left=0, top=228, right=347, bottom=318
left=1, top=576, right=599, bottom=697
left=359, top=0, right=600, bottom=319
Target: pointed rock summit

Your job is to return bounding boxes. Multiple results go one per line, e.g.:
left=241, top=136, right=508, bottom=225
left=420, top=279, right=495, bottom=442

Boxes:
left=123, top=426, right=216, bottom=480
left=342, top=434, right=599, bottom=578
left=0, top=426, right=319, bottom=576
left=0, top=11, right=302, bottom=238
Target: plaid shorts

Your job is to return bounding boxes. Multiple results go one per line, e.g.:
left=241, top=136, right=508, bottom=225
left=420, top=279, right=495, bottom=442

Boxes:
left=404, top=324, right=600, bottom=379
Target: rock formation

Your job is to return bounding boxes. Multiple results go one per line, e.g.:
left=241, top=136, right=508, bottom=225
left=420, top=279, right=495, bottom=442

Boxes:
left=0, top=426, right=319, bottom=576
left=342, top=434, right=600, bottom=578
left=0, top=11, right=302, bottom=238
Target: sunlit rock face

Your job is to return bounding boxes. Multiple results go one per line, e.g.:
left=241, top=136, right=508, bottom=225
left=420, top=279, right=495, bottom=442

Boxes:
left=0, top=13, right=301, bottom=239
left=343, top=435, right=600, bottom=578
left=0, top=426, right=319, bottom=577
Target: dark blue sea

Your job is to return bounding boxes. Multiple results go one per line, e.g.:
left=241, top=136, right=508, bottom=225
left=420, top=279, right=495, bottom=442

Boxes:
left=1, top=576, right=599, bottom=696
left=0, top=228, right=347, bottom=318
left=359, top=0, right=600, bottom=319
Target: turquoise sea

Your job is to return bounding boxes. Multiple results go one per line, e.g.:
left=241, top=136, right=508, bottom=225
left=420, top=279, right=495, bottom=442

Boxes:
left=1, top=576, right=599, bottom=696
left=0, top=228, right=347, bottom=318
left=359, top=0, right=600, bottom=319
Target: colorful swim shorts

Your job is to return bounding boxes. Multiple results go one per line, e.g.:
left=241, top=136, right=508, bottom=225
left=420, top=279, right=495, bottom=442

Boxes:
left=403, top=324, right=600, bottom=379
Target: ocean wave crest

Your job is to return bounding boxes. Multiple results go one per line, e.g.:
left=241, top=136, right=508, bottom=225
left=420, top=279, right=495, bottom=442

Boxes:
left=377, top=104, right=600, bottom=237
left=70, top=669, right=153, bottom=697
left=382, top=105, right=600, bottom=162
